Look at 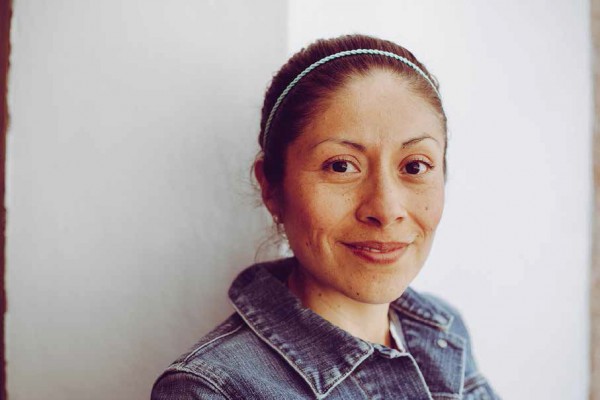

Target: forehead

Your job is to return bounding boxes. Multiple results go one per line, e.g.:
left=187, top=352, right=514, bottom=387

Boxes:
left=299, top=70, right=445, bottom=149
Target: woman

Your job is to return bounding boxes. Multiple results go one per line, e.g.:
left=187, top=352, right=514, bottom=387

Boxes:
left=152, top=34, right=500, bottom=399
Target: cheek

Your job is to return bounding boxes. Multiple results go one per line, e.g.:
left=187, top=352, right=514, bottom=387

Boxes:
left=417, top=183, right=445, bottom=234
left=282, top=183, right=354, bottom=247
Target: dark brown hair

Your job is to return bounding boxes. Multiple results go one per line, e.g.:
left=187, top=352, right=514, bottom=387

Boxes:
left=258, top=34, right=447, bottom=189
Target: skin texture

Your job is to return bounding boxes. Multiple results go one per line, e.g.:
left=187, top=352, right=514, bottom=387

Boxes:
left=256, top=69, right=446, bottom=346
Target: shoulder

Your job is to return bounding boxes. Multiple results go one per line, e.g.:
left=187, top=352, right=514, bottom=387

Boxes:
left=151, top=312, right=310, bottom=399
left=151, top=313, right=255, bottom=400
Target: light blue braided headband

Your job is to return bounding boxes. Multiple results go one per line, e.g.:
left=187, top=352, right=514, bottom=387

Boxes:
left=262, top=48, right=440, bottom=148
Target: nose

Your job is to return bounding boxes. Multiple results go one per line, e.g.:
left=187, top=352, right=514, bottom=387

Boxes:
left=355, top=169, right=409, bottom=228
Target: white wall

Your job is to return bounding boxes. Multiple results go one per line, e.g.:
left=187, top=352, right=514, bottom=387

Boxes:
left=6, top=1, right=286, bottom=399
left=5, top=1, right=592, bottom=399
left=288, top=1, right=591, bottom=399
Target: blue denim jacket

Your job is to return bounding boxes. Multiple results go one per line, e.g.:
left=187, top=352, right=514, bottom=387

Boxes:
left=152, top=258, right=500, bottom=399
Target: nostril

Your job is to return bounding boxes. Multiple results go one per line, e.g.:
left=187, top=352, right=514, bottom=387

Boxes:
left=366, top=216, right=381, bottom=226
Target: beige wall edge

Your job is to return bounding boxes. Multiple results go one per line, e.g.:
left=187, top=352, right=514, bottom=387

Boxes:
left=592, top=0, right=600, bottom=399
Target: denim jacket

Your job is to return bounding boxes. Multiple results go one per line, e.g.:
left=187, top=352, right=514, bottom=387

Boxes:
left=152, top=258, right=500, bottom=399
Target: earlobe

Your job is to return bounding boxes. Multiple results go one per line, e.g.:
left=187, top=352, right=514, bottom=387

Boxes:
left=254, top=158, right=281, bottom=220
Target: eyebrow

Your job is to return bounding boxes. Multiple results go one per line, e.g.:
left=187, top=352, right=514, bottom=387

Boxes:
left=401, top=135, right=440, bottom=148
left=310, top=135, right=440, bottom=152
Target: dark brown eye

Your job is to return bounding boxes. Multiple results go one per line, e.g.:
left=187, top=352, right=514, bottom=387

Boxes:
left=326, top=159, right=359, bottom=174
left=332, top=161, right=349, bottom=173
left=405, top=160, right=430, bottom=175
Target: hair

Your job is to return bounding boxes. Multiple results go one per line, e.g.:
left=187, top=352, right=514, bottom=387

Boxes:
left=257, top=33, right=447, bottom=192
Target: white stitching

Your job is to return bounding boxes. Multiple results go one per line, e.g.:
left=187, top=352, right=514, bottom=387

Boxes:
left=183, top=322, right=244, bottom=364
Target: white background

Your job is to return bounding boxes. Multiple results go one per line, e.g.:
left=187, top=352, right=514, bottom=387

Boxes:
left=6, top=1, right=592, bottom=399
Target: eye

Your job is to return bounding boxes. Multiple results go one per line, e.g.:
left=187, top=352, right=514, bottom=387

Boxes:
left=403, top=160, right=433, bottom=175
left=324, top=158, right=360, bottom=174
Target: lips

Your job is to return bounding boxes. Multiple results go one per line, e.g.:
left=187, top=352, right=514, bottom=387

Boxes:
left=344, top=241, right=408, bottom=252
left=342, top=241, right=410, bottom=264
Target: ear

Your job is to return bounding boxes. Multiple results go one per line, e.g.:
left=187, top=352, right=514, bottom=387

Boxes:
left=254, top=158, right=281, bottom=220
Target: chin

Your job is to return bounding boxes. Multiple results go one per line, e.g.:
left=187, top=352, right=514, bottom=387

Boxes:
left=338, top=258, right=423, bottom=303
left=342, top=280, right=412, bottom=305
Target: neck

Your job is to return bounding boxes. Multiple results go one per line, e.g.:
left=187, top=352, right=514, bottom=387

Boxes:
left=287, top=266, right=392, bottom=347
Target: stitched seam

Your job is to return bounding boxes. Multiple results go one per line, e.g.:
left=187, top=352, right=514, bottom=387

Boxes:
left=230, top=300, right=321, bottom=397
left=163, top=366, right=234, bottom=400
left=320, top=350, right=374, bottom=399
left=457, top=331, right=466, bottom=398
left=404, top=354, right=435, bottom=400
left=430, top=393, right=460, bottom=400
left=401, top=319, right=466, bottom=350
left=390, top=304, right=455, bottom=332
left=399, top=315, right=467, bottom=398
left=464, top=373, right=487, bottom=392
left=230, top=299, right=373, bottom=399
left=183, top=322, right=244, bottom=363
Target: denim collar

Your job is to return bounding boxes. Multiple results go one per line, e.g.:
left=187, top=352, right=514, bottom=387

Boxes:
left=228, top=257, right=456, bottom=398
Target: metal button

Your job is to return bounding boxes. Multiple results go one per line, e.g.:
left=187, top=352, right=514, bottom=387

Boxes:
left=437, top=339, right=448, bottom=349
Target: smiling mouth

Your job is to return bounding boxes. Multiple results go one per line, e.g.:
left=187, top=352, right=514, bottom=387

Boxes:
left=342, top=241, right=410, bottom=264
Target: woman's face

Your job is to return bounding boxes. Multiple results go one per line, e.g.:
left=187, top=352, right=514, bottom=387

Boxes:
left=277, top=69, right=446, bottom=305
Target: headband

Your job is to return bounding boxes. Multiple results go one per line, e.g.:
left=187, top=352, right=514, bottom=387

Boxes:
left=262, top=48, right=440, bottom=148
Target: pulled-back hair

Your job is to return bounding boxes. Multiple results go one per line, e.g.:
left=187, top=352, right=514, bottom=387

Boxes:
left=258, top=34, right=447, bottom=188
